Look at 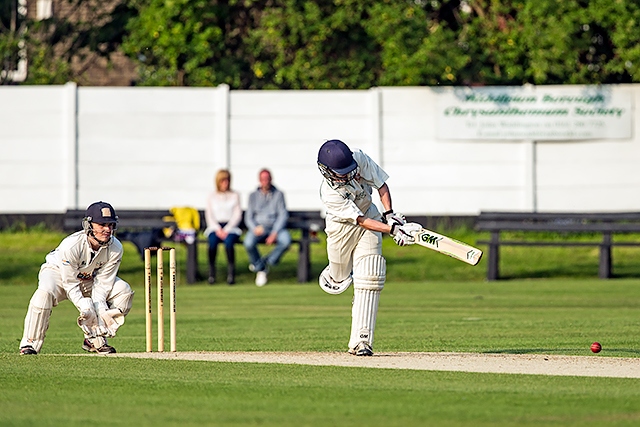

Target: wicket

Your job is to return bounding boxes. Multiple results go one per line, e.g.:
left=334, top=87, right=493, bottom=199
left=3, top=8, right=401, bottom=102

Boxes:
left=144, top=247, right=177, bottom=352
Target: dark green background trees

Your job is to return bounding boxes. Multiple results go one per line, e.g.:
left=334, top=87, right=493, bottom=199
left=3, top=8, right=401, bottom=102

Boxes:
left=0, top=0, right=26, bottom=85
left=2, top=0, right=639, bottom=87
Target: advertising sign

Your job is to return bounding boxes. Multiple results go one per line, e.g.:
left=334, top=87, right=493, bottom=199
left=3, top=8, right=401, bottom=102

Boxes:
left=437, top=86, right=632, bottom=140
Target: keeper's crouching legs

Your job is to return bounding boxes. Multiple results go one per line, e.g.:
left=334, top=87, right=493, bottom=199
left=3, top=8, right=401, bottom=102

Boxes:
left=348, top=254, right=386, bottom=356
left=107, top=277, right=135, bottom=318
left=20, top=289, right=54, bottom=354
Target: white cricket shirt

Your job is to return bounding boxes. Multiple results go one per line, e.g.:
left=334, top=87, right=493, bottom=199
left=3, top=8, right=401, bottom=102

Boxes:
left=319, top=149, right=389, bottom=224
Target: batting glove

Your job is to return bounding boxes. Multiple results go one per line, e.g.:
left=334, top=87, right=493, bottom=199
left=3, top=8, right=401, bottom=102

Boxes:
left=382, top=210, right=406, bottom=227
left=390, top=223, right=415, bottom=246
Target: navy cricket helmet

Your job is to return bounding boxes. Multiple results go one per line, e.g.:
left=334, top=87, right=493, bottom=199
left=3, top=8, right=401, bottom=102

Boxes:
left=317, top=140, right=359, bottom=187
left=85, top=201, right=118, bottom=224
left=83, top=201, right=118, bottom=247
left=318, top=140, right=357, bottom=174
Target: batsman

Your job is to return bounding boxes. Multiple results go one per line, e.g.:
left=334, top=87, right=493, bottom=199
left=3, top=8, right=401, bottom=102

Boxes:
left=317, top=139, right=421, bottom=356
left=19, top=201, right=134, bottom=355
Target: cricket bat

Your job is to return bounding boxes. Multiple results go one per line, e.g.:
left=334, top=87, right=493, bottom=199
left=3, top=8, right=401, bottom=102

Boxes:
left=411, top=227, right=483, bottom=266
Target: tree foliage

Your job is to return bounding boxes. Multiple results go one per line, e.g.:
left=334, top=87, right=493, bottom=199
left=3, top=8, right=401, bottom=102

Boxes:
left=247, top=0, right=381, bottom=89
left=1, top=0, right=135, bottom=85
left=121, top=0, right=262, bottom=86
left=0, top=0, right=26, bottom=84
left=3, top=0, right=640, bottom=87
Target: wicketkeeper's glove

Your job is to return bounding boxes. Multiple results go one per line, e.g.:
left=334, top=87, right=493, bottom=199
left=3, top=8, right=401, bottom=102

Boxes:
left=77, top=297, right=109, bottom=337
left=95, top=303, right=125, bottom=338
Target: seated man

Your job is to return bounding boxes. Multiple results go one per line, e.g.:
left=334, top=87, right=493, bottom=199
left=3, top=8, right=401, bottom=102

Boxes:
left=243, top=168, right=291, bottom=286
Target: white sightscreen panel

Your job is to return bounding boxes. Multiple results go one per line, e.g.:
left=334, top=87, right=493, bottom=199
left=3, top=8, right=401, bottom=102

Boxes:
left=0, top=86, right=66, bottom=113
left=79, top=87, right=220, bottom=113
left=0, top=86, right=71, bottom=212
left=231, top=90, right=371, bottom=116
left=535, top=139, right=640, bottom=211
left=391, top=187, right=527, bottom=215
left=76, top=87, right=221, bottom=210
left=228, top=89, right=375, bottom=210
left=230, top=117, right=370, bottom=141
left=537, top=188, right=640, bottom=212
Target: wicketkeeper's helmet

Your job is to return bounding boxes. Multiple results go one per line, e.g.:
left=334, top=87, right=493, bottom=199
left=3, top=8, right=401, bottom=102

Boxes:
left=82, top=201, right=118, bottom=246
left=317, top=139, right=358, bottom=187
left=84, top=201, right=118, bottom=224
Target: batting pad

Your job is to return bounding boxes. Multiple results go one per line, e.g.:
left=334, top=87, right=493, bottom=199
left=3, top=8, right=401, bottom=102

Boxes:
left=349, top=255, right=385, bottom=350
left=352, top=254, right=386, bottom=290
left=20, top=289, right=53, bottom=352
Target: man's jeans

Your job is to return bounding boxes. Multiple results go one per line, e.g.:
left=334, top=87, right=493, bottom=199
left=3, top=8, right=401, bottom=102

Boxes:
left=243, top=228, right=291, bottom=272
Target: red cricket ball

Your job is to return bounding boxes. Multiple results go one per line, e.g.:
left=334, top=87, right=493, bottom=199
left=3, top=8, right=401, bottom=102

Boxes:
left=590, top=342, right=602, bottom=353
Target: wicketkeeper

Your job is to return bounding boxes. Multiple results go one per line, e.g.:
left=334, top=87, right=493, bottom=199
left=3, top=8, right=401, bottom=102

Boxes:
left=317, top=139, right=421, bottom=356
left=19, top=201, right=134, bottom=355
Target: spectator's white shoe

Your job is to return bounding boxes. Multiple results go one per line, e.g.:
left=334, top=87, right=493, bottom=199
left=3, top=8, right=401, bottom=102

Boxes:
left=255, top=271, right=268, bottom=287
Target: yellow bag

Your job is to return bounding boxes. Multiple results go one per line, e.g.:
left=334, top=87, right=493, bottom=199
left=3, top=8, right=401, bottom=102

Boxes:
left=163, top=207, right=201, bottom=243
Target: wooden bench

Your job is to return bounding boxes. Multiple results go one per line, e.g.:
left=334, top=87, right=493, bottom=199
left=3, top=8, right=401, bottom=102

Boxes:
left=475, top=211, right=640, bottom=281
left=63, top=209, right=323, bottom=284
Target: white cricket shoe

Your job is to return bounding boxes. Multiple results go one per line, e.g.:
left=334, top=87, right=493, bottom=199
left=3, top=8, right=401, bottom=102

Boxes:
left=255, top=271, right=268, bottom=287
left=348, top=342, right=373, bottom=356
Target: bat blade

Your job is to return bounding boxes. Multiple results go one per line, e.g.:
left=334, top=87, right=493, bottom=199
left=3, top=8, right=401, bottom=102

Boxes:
left=412, top=228, right=483, bottom=266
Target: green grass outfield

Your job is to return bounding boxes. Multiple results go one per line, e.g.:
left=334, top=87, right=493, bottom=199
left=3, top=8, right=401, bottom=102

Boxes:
left=2, top=229, right=640, bottom=426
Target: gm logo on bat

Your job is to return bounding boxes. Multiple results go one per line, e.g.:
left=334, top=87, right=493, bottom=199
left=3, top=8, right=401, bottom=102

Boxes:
left=419, top=232, right=442, bottom=247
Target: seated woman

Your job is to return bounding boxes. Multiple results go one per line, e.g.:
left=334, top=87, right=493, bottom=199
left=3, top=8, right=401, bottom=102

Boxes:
left=204, top=169, right=243, bottom=284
